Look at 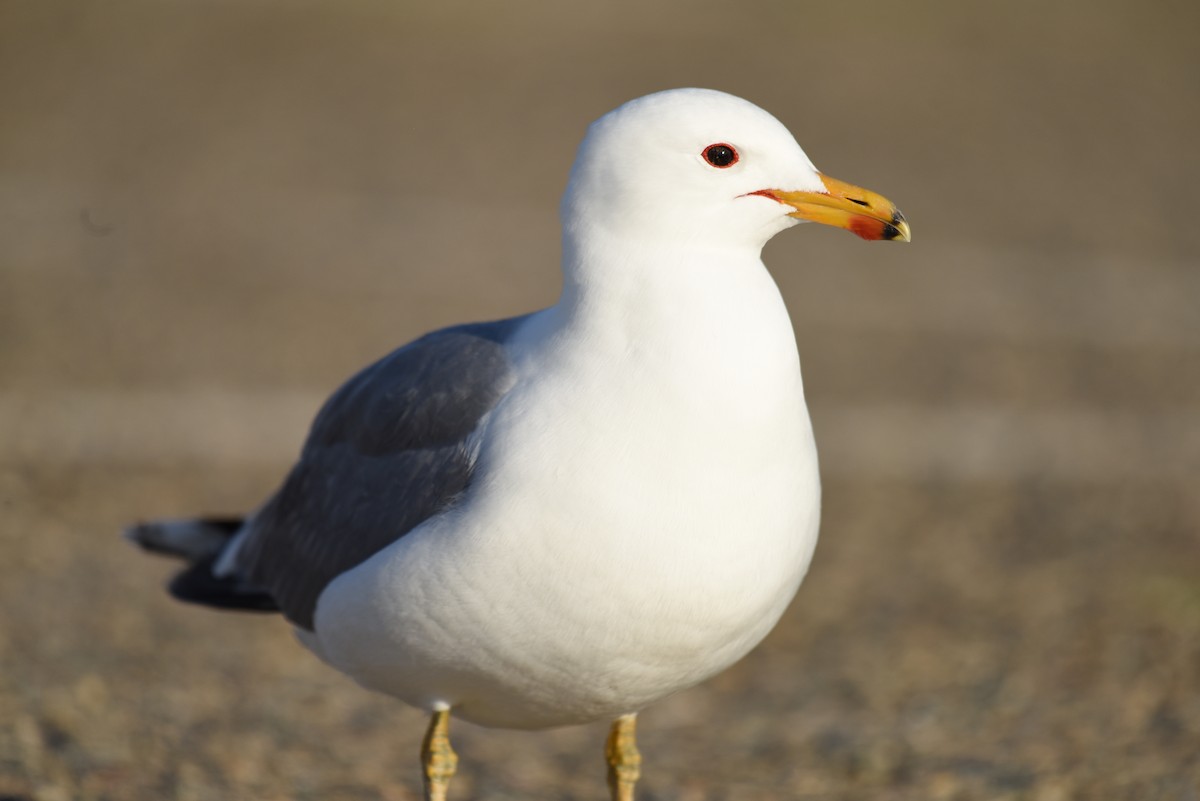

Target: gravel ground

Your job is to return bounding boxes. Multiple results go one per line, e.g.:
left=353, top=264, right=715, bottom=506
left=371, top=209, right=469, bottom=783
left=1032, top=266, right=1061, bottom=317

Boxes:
left=2, top=1, right=1198, bottom=799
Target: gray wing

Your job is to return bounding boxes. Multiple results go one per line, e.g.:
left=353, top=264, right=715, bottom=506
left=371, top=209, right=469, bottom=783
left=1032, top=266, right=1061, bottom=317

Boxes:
left=230, top=316, right=525, bottom=629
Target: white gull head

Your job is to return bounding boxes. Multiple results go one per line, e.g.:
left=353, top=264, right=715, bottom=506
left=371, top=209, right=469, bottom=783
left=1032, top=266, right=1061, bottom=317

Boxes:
left=560, top=88, right=909, bottom=269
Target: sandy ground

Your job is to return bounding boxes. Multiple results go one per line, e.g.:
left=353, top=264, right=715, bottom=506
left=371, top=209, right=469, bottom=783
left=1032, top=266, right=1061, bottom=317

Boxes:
left=1, top=1, right=1198, bottom=799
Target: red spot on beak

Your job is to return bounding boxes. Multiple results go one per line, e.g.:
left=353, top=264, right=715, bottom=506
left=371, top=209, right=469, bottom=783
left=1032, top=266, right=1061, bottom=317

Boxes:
left=849, top=216, right=887, bottom=241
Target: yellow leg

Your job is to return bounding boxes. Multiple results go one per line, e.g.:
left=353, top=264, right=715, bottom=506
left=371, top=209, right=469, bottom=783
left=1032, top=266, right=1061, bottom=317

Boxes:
left=605, top=714, right=642, bottom=801
left=421, top=709, right=458, bottom=801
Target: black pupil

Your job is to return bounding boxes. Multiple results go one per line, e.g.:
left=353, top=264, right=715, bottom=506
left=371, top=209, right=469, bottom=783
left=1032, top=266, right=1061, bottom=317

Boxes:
left=705, top=145, right=735, bottom=167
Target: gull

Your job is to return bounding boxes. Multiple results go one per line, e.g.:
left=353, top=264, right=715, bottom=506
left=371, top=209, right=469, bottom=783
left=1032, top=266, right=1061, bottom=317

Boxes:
left=127, top=87, right=909, bottom=801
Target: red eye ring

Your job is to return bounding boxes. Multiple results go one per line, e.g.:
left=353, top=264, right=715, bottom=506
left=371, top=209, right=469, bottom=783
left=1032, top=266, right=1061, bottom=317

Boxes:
left=702, top=143, right=739, bottom=168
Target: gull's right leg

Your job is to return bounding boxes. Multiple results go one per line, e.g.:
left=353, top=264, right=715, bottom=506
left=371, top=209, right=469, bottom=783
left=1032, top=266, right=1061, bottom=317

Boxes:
left=421, top=708, right=458, bottom=801
left=605, top=713, right=642, bottom=801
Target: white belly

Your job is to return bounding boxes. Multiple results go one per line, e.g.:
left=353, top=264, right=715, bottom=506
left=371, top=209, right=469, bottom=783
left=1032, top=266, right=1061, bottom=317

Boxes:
left=309, top=447, right=819, bottom=727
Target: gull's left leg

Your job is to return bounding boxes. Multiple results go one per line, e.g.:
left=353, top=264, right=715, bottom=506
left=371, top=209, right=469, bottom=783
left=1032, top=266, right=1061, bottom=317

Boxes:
left=421, top=708, right=458, bottom=801
left=605, top=713, right=642, bottom=801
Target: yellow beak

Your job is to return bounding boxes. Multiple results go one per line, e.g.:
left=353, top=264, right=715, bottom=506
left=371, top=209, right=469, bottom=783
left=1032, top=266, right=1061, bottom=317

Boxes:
left=751, top=174, right=911, bottom=242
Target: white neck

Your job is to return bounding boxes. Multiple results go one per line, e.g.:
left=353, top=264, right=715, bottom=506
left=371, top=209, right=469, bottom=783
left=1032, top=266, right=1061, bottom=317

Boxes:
left=545, top=228, right=803, bottom=403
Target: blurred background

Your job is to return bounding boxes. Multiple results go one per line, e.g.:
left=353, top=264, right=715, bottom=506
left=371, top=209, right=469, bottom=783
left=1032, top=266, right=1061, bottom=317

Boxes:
left=1, top=1, right=1197, bottom=799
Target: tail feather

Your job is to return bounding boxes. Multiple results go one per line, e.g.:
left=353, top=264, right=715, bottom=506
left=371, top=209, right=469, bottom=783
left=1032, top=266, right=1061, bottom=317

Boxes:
left=126, top=516, right=280, bottom=614
left=124, top=516, right=244, bottom=560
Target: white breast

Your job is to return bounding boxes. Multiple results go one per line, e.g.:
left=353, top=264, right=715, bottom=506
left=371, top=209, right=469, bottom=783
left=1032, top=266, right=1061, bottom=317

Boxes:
left=309, top=250, right=821, bottom=728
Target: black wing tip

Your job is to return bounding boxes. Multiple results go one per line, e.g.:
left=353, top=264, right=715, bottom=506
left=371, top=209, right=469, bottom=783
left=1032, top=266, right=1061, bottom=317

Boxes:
left=168, top=559, right=281, bottom=614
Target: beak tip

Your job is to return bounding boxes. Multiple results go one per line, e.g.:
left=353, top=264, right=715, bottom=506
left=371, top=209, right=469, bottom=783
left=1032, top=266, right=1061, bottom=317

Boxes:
left=886, top=210, right=911, bottom=243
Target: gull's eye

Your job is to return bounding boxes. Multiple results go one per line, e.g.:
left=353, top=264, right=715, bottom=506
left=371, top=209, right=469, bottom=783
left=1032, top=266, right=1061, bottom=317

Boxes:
left=702, top=143, right=739, bottom=168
